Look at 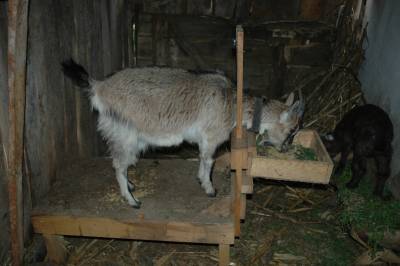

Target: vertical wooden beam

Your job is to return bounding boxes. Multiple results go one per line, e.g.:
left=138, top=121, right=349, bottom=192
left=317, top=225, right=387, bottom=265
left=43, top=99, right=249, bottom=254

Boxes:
left=151, top=15, right=158, bottom=65
left=43, top=235, right=67, bottom=265
left=235, top=25, right=244, bottom=138
left=232, top=25, right=245, bottom=236
left=7, top=0, right=29, bottom=265
left=218, top=244, right=230, bottom=266
left=271, top=45, right=286, bottom=99
left=240, top=193, right=247, bottom=219
left=234, top=170, right=242, bottom=235
left=300, top=0, right=322, bottom=20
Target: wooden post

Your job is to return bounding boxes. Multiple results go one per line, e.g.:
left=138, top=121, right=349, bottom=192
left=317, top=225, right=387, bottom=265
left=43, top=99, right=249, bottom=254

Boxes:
left=43, top=235, right=68, bottom=265
left=231, top=25, right=245, bottom=236
left=234, top=170, right=242, bottom=235
left=7, top=0, right=29, bottom=265
left=300, top=0, right=322, bottom=20
left=235, top=25, right=244, bottom=138
left=218, top=244, right=230, bottom=266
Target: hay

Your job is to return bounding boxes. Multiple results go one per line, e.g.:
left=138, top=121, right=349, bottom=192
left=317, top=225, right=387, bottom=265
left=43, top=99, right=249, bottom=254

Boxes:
left=285, top=0, right=368, bottom=133
left=257, top=144, right=318, bottom=161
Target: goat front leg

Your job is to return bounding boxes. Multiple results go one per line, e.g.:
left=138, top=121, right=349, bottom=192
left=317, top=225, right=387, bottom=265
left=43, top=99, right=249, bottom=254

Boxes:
left=198, top=141, right=217, bottom=197
left=334, top=145, right=351, bottom=176
left=374, top=155, right=391, bottom=198
left=347, top=155, right=367, bottom=189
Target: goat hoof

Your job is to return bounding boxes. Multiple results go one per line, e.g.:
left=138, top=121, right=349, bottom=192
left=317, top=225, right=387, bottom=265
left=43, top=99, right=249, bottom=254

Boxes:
left=131, top=201, right=141, bottom=209
left=346, top=182, right=358, bottom=189
left=380, top=194, right=392, bottom=201
left=334, top=167, right=344, bottom=177
left=207, top=189, right=217, bottom=197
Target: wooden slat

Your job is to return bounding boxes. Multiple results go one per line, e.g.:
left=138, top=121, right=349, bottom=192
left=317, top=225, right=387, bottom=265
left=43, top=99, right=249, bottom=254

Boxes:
left=241, top=170, right=253, bottom=194
left=43, top=235, right=67, bottom=265
left=230, top=147, right=248, bottom=170
left=219, top=244, right=230, bottom=266
left=233, top=171, right=242, bottom=236
left=292, top=129, right=314, bottom=147
left=240, top=194, right=247, bottom=220
left=7, top=1, right=29, bottom=265
left=309, top=131, right=333, bottom=164
left=235, top=25, right=244, bottom=138
left=32, top=215, right=235, bottom=245
left=300, top=0, right=322, bottom=20
left=250, top=157, right=332, bottom=184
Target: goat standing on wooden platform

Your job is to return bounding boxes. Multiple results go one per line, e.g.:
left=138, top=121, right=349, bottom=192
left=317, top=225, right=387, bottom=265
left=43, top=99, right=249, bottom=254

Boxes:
left=61, top=59, right=304, bottom=208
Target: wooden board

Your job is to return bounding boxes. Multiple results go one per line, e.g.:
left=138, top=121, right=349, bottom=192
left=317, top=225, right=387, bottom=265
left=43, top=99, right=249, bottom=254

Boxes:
left=31, top=158, right=234, bottom=245
left=7, top=0, right=30, bottom=264
left=241, top=171, right=253, bottom=194
left=249, top=130, right=333, bottom=184
left=33, top=216, right=234, bottom=245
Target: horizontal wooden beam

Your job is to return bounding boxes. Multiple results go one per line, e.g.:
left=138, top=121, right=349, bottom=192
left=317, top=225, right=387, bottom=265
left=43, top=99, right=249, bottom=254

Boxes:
left=32, top=215, right=235, bottom=244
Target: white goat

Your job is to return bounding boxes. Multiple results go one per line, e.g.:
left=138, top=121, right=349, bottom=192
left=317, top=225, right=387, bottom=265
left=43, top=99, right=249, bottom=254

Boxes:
left=61, top=59, right=304, bottom=208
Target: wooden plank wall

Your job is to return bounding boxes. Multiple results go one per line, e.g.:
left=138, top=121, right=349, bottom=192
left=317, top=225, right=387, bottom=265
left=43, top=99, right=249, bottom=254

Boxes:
left=24, top=0, right=136, bottom=207
left=0, top=2, right=9, bottom=263
left=0, top=1, right=137, bottom=260
left=137, top=0, right=339, bottom=98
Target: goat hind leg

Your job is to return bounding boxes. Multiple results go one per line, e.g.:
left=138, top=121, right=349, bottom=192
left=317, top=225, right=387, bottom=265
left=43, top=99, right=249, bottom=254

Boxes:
left=127, top=179, right=135, bottom=192
left=198, top=142, right=217, bottom=197
left=113, top=153, right=141, bottom=208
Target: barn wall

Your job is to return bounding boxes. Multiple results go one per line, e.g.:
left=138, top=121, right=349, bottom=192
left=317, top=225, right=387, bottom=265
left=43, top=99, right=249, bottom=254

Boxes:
left=0, top=0, right=137, bottom=260
left=25, top=0, right=136, bottom=207
left=359, top=0, right=400, bottom=198
left=136, top=0, right=339, bottom=98
left=0, top=2, right=9, bottom=263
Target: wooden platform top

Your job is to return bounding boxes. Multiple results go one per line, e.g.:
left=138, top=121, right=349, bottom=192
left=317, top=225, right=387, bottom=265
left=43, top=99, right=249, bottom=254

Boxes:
left=33, top=158, right=233, bottom=224
left=32, top=158, right=235, bottom=244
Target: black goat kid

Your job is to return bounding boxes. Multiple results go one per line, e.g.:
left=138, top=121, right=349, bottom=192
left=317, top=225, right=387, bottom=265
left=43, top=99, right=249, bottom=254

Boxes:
left=323, top=104, right=393, bottom=198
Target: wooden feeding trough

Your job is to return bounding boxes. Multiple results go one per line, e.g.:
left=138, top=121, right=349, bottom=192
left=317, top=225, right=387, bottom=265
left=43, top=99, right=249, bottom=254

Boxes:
left=249, top=129, right=334, bottom=184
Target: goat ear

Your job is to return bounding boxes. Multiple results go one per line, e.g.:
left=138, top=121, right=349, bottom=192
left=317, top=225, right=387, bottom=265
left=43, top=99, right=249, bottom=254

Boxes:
left=288, top=100, right=305, bottom=118
left=285, top=92, right=295, bottom=106
left=261, top=96, right=267, bottom=104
